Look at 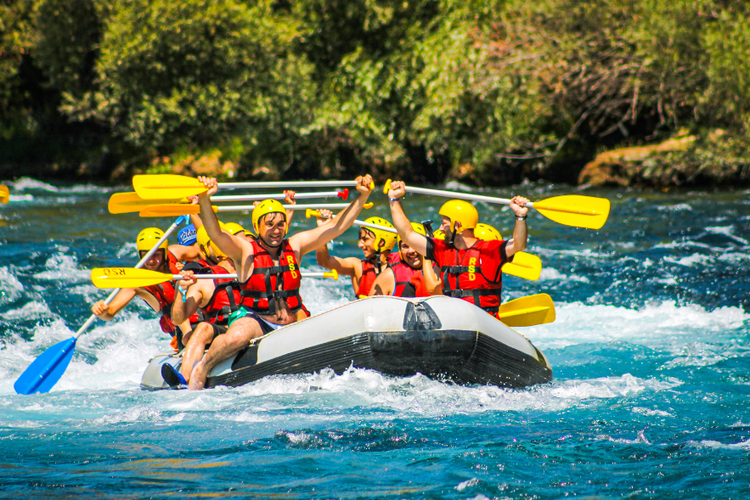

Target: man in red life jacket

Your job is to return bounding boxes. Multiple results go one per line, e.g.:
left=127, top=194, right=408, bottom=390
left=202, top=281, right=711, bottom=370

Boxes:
left=369, top=222, right=430, bottom=297
left=164, top=223, right=243, bottom=387
left=91, top=228, right=196, bottom=349
left=386, top=181, right=530, bottom=317
left=315, top=215, right=397, bottom=298
left=187, top=174, right=375, bottom=390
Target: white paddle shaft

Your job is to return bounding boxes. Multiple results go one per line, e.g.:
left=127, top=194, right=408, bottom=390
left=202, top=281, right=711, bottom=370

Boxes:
left=402, top=185, right=533, bottom=208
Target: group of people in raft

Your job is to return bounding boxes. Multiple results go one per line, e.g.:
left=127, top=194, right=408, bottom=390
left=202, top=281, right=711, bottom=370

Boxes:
left=92, top=175, right=531, bottom=390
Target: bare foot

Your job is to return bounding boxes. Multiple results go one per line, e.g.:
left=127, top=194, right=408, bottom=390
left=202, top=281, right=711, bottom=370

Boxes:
left=188, top=360, right=207, bottom=390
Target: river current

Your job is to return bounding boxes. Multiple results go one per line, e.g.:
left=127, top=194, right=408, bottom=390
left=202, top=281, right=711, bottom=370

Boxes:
left=0, top=177, right=748, bottom=499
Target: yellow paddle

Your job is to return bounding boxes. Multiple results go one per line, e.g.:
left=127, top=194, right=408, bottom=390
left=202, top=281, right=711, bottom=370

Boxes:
left=383, top=179, right=610, bottom=230
left=0, top=185, right=9, bottom=204
left=139, top=202, right=373, bottom=218
left=305, top=209, right=542, bottom=281
left=496, top=293, right=555, bottom=327
left=109, top=190, right=349, bottom=214
left=91, top=267, right=338, bottom=289
left=133, top=174, right=372, bottom=199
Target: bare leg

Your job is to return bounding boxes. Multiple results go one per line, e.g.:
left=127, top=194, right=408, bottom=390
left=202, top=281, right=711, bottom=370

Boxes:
left=188, top=317, right=264, bottom=390
left=180, top=323, right=215, bottom=382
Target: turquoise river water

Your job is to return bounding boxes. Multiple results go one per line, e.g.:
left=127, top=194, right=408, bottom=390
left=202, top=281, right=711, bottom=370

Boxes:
left=0, top=177, right=748, bottom=499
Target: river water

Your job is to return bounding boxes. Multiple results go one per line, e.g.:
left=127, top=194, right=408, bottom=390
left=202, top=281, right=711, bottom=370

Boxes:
left=0, top=177, right=748, bottom=499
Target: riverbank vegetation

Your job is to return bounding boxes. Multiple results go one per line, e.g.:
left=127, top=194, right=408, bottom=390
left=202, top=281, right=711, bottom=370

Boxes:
left=2, top=0, right=749, bottom=187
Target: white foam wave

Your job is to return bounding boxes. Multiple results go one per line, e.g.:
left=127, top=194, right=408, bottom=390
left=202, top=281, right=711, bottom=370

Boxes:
left=656, top=204, right=692, bottom=212
left=524, top=301, right=749, bottom=350
left=33, top=252, right=90, bottom=282
left=0, top=267, right=24, bottom=306
left=538, top=267, right=590, bottom=283
left=706, top=225, right=749, bottom=245
left=11, top=178, right=60, bottom=192
left=689, top=438, right=750, bottom=451
left=663, top=253, right=712, bottom=267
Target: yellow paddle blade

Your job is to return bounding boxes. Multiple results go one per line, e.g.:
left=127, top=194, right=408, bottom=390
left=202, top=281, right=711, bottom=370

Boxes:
left=501, top=252, right=542, bottom=281
left=0, top=185, right=9, bottom=204
left=133, top=174, right=207, bottom=199
left=91, top=267, right=174, bottom=289
left=108, top=192, right=188, bottom=214
left=496, top=293, right=555, bottom=327
left=533, top=195, right=610, bottom=230
left=139, top=204, right=212, bottom=217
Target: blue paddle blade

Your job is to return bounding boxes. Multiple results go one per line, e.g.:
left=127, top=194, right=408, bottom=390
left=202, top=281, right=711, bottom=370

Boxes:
left=14, top=337, right=77, bottom=395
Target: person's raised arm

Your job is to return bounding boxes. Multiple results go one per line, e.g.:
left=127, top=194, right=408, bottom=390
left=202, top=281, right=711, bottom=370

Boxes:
left=292, top=175, right=374, bottom=257
left=284, top=190, right=296, bottom=228
left=386, top=180, right=428, bottom=256
left=196, top=176, right=248, bottom=265
left=503, top=195, right=529, bottom=257
left=314, top=210, right=360, bottom=278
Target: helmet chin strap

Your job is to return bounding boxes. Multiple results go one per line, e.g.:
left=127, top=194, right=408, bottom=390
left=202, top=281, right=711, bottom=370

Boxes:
left=446, top=226, right=457, bottom=249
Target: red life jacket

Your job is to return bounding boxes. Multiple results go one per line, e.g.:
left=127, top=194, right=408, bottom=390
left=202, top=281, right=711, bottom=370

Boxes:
left=431, top=238, right=507, bottom=313
left=391, top=259, right=420, bottom=297
left=142, top=251, right=203, bottom=334
left=201, top=264, right=241, bottom=326
left=239, top=239, right=307, bottom=315
left=356, top=256, right=392, bottom=298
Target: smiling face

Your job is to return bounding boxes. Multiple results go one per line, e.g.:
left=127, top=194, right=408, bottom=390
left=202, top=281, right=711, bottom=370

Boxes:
left=398, top=241, right=423, bottom=269
left=139, top=249, right=166, bottom=272
left=257, top=213, right=287, bottom=247
left=358, top=229, right=378, bottom=259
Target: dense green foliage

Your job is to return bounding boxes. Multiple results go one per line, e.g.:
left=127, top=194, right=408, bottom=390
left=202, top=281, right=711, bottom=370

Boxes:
left=1, top=0, right=749, bottom=184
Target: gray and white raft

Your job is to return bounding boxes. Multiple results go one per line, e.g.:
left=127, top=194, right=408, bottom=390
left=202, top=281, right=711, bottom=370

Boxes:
left=141, top=295, right=553, bottom=390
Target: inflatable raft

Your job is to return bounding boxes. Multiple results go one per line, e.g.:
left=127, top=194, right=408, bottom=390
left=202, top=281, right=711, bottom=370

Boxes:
left=141, top=295, right=553, bottom=390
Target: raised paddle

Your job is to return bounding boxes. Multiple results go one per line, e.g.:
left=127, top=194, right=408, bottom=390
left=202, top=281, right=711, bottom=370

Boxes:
left=14, top=216, right=190, bottom=395
left=305, top=209, right=542, bottom=281
left=0, top=184, right=9, bottom=204
left=496, top=293, right=555, bottom=327
left=382, top=180, right=610, bottom=230
left=139, top=202, right=374, bottom=218
left=133, top=174, right=372, bottom=200
left=108, top=189, right=349, bottom=214
left=91, top=267, right=339, bottom=288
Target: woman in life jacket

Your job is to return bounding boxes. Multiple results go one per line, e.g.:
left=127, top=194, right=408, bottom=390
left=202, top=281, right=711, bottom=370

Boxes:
left=187, top=174, right=375, bottom=390
left=165, top=222, right=243, bottom=387
left=91, top=227, right=195, bottom=350
left=385, top=180, right=531, bottom=318
left=315, top=213, right=398, bottom=298
left=369, top=222, right=431, bottom=297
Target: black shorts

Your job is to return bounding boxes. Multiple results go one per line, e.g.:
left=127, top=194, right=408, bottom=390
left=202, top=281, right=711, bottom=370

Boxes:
left=208, top=323, right=228, bottom=339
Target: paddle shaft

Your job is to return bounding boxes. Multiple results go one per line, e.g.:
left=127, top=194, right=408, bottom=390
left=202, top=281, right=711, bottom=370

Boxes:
left=215, top=203, right=354, bottom=212
left=212, top=189, right=347, bottom=202
left=220, top=180, right=357, bottom=189
left=74, top=216, right=185, bottom=339
left=400, top=185, right=527, bottom=208
left=171, top=272, right=332, bottom=280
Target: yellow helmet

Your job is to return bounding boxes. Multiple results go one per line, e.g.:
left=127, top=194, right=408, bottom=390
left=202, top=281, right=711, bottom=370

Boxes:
left=433, top=229, right=445, bottom=240
left=362, top=216, right=397, bottom=253
left=223, top=222, right=247, bottom=236
left=439, top=200, right=478, bottom=232
left=474, top=223, right=503, bottom=241
left=252, top=199, right=287, bottom=235
left=196, top=222, right=228, bottom=260
left=136, top=227, right=167, bottom=254
left=397, top=222, right=426, bottom=249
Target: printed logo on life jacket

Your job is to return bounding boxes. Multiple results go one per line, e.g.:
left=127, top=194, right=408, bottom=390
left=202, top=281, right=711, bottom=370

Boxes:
left=468, top=257, right=477, bottom=281
left=286, top=255, right=298, bottom=279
